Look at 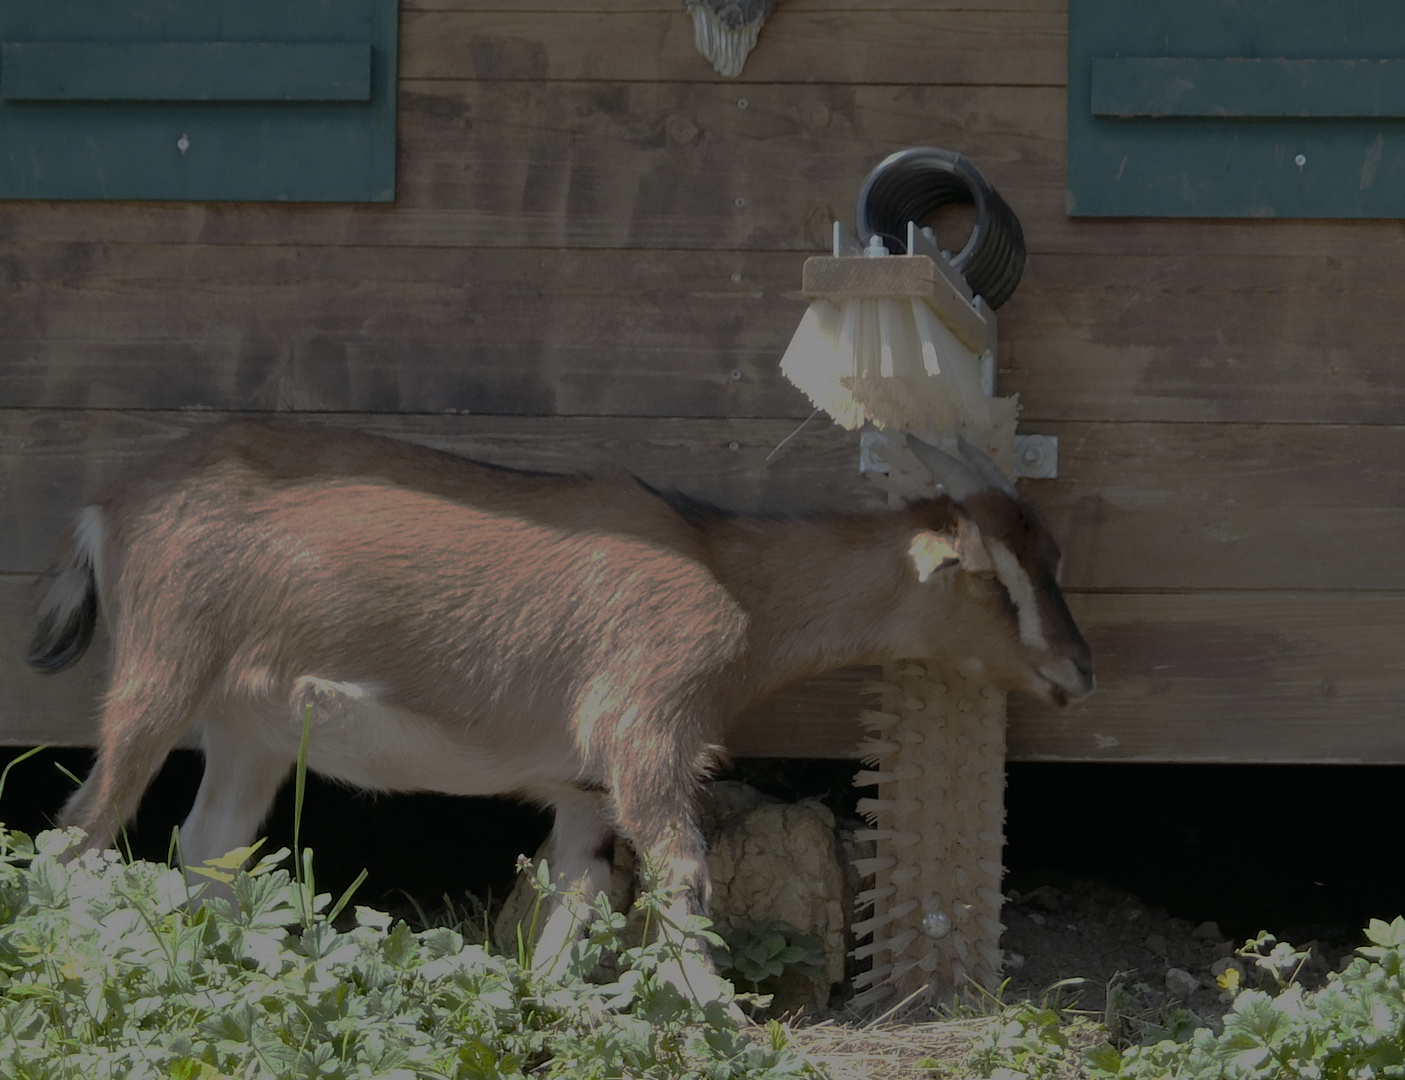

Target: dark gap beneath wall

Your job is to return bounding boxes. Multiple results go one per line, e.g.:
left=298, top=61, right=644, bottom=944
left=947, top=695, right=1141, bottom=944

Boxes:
left=2, top=748, right=1400, bottom=947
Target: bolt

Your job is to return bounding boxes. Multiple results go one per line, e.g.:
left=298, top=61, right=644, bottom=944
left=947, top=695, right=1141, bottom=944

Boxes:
left=730, top=369, right=742, bottom=381
left=730, top=271, right=743, bottom=283
left=734, top=196, right=747, bottom=208
left=922, top=910, right=952, bottom=939
left=177, top=133, right=190, bottom=155
left=728, top=440, right=740, bottom=451
left=1022, top=444, right=1043, bottom=466
left=737, top=98, right=749, bottom=110
left=1295, top=153, right=1307, bottom=170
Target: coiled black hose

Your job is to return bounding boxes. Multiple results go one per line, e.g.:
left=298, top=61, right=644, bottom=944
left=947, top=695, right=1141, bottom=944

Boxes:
left=854, top=147, right=1026, bottom=309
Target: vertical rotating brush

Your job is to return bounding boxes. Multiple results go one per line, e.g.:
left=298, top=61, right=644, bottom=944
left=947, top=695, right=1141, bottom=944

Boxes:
left=849, top=662, right=1008, bottom=1009
left=777, top=147, right=1027, bottom=1008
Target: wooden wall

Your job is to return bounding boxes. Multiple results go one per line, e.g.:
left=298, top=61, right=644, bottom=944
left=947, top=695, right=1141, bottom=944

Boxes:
left=3, top=0, right=1402, bottom=763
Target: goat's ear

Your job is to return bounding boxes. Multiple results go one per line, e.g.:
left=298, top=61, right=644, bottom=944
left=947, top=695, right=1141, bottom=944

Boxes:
left=908, top=514, right=995, bottom=583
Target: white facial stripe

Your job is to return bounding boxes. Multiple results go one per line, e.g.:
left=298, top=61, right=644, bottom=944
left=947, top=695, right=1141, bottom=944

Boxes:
left=990, top=542, right=1048, bottom=652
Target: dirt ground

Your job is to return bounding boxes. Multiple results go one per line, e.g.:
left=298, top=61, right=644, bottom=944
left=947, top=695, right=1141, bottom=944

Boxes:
left=998, top=875, right=1353, bottom=1016
left=769, top=874, right=1365, bottom=1080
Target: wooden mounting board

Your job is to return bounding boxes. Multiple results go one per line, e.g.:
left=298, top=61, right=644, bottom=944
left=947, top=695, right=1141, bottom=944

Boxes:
left=11, top=580, right=1405, bottom=764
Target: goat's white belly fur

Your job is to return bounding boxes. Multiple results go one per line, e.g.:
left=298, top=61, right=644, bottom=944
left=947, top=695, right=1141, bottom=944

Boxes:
left=204, top=676, right=562, bottom=797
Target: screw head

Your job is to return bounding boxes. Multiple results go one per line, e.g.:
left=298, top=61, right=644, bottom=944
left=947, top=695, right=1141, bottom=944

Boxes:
left=737, top=98, right=749, bottom=110
left=1295, top=153, right=1307, bottom=167
left=176, top=133, right=190, bottom=155
left=728, top=440, right=740, bottom=451
left=730, top=369, right=742, bottom=381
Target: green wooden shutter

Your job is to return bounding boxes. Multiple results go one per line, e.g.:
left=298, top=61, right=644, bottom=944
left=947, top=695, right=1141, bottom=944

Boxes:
left=1068, top=0, right=1405, bottom=218
left=0, top=0, right=396, bottom=202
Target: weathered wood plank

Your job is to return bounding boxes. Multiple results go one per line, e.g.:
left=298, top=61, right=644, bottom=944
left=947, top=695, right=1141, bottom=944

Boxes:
left=0, top=412, right=878, bottom=574
left=398, top=10, right=1067, bottom=86
left=4, top=411, right=1404, bottom=590
left=9, top=580, right=1404, bottom=765
left=0, top=244, right=813, bottom=415
left=737, top=592, right=1405, bottom=763
left=1033, top=420, right=1405, bottom=591
left=4, top=236, right=1404, bottom=424
left=998, top=253, right=1405, bottom=424
left=1011, top=592, right=1405, bottom=764
left=0, top=81, right=1061, bottom=252
left=0, top=75, right=1402, bottom=262
left=392, top=80, right=1060, bottom=252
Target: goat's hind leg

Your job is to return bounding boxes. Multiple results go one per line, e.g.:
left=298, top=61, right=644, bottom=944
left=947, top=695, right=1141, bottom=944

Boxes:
left=60, top=659, right=206, bottom=854
left=531, top=789, right=617, bottom=979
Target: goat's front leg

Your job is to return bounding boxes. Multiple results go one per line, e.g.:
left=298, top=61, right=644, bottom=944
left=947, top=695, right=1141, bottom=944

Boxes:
left=532, top=789, right=617, bottom=979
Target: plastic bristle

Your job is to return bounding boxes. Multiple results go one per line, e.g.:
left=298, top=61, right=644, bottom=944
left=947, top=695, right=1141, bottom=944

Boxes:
left=852, top=899, right=918, bottom=938
left=886, top=928, right=919, bottom=956
left=891, top=864, right=921, bottom=884
left=977, top=887, right=1005, bottom=908
left=860, top=740, right=901, bottom=763
left=854, top=766, right=922, bottom=786
left=978, top=916, right=1007, bottom=937
left=856, top=797, right=921, bottom=820
left=851, top=938, right=884, bottom=961
left=977, top=942, right=1003, bottom=972
left=855, top=885, right=896, bottom=910
left=849, top=984, right=895, bottom=1010
left=859, top=709, right=901, bottom=730
left=851, top=855, right=897, bottom=878
left=952, top=930, right=970, bottom=960
left=862, top=681, right=902, bottom=696
left=851, top=963, right=893, bottom=989
left=892, top=958, right=921, bottom=982
left=852, top=828, right=920, bottom=847
left=978, top=858, right=1004, bottom=880
left=898, top=662, right=927, bottom=677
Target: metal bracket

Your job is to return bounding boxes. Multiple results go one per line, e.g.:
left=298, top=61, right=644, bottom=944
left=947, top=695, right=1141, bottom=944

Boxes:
left=1012, top=434, right=1058, bottom=479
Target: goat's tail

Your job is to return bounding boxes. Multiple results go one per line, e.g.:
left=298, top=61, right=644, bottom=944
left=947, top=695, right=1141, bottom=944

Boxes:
left=27, top=506, right=102, bottom=673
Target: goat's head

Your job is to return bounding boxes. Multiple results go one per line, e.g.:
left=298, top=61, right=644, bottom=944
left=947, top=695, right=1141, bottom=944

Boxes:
left=883, top=433, right=1094, bottom=707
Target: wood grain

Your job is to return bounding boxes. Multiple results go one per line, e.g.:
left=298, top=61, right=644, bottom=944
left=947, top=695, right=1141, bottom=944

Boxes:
left=11, top=579, right=1405, bottom=765
left=737, top=591, right=1405, bottom=763
left=0, top=244, right=814, bottom=415
left=398, top=9, right=1067, bottom=86
left=4, top=236, right=1403, bottom=423
left=1, top=75, right=1402, bottom=263
left=4, top=410, right=1403, bottom=589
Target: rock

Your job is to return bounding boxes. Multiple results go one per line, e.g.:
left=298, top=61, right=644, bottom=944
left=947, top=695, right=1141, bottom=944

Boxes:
left=1006, top=952, right=1026, bottom=971
left=1192, top=920, right=1223, bottom=942
left=1144, top=933, right=1168, bottom=958
left=705, top=794, right=848, bottom=1012
left=1212, top=940, right=1236, bottom=960
left=1165, top=967, right=1199, bottom=996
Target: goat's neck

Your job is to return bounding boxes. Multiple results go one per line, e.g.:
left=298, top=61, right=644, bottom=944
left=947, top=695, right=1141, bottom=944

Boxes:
left=703, top=509, right=928, bottom=699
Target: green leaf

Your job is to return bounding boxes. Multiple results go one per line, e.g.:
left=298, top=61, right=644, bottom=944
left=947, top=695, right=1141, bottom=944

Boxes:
left=1366, top=916, right=1405, bottom=948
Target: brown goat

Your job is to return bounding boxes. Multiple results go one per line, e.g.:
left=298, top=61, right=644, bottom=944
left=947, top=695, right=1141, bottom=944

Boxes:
left=28, top=420, right=1092, bottom=999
